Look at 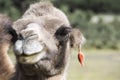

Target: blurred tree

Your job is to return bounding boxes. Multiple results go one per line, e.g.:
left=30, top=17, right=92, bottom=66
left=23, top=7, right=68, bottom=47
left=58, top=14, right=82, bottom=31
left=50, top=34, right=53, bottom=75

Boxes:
left=0, top=0, right=119, bottom=49
left=0, top=0, right=38, bottom=20
left=53, top=0, right=120, bottom=14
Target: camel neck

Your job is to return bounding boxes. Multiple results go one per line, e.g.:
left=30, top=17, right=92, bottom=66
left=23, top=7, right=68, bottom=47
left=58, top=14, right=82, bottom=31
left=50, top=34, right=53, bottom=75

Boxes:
left=0, top=42, right=14, bottom=79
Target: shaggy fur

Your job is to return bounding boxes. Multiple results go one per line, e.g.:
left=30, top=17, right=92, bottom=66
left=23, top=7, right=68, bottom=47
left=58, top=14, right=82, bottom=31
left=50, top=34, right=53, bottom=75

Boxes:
left=0, top=14, right=14, bottom=80
left=11, top=2, right=71, bottom=78
left=0, top=2, right=85, bottom=80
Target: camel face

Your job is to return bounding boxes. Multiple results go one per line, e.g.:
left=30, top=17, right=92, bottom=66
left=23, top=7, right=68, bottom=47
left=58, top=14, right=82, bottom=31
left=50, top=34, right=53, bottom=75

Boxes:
left=13, top=16, right=71, bottom=76
left=0, top=2, right=85, bottom=80
left=14, top=21, right=71, bottom=63
left=11, top=2, right=85, bottom=78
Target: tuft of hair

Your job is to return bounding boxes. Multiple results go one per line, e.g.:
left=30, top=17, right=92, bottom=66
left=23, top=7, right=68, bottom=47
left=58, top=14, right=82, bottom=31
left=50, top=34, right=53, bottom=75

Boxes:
left=0, top=14, right=13, bottom=43
left=0, top=14, right=14, bottom=80
left=23, top=1, right=54, bottom=17
left=70, top=28, right=86, bottom=48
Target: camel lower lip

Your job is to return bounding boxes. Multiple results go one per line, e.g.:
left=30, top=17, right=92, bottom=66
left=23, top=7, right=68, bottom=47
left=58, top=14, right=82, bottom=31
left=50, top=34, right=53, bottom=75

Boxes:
left=18, top=51, right=46, bottom=64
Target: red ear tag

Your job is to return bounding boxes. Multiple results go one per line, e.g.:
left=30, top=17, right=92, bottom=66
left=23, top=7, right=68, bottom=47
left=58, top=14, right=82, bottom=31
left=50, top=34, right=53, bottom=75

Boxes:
left=78, top=52, right=85, bottom=66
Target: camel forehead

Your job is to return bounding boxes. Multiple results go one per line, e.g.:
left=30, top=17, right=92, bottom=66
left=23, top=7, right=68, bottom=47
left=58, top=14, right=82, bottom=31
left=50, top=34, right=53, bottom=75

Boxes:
left=26, top=23, right=43, bottom=32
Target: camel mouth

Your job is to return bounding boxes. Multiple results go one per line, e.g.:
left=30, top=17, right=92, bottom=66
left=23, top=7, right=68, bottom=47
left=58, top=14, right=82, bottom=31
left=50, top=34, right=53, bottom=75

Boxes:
left=17, top=47, right=47, bottom=64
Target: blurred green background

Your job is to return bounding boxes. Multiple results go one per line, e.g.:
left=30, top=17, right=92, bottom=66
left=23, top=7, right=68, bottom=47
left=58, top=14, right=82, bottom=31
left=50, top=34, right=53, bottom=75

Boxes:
left=1, top=0, right=120, bottom=80
left=0, top=0, right=120, bottom=49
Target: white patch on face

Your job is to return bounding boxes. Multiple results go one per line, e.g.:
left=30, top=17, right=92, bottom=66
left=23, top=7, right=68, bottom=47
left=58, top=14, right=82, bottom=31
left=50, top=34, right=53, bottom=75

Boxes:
left=23, top=39, right=45, bottom=55
left=14, top=40, right=23, bottom=55
left=19, top=23, right=45, bottom=55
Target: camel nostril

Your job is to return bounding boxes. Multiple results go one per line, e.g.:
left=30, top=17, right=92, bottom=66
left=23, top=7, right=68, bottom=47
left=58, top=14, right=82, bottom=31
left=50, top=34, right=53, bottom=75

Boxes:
left=23, top=40, right=45, bottom=55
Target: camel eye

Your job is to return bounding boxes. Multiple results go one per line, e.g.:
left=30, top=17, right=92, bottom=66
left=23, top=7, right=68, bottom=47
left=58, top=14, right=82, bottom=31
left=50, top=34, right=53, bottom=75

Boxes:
left=55, top=26, right=71, bottom=41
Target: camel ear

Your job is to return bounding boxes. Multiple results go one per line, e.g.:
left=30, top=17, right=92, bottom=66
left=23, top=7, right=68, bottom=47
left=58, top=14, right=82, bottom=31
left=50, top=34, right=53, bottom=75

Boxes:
left=70, top=28, right=86, bottom=49
left=70, top=28, right=86, bottom=66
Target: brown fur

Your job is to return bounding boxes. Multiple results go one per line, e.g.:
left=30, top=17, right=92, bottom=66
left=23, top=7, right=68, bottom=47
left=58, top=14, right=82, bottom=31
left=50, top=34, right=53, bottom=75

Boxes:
left=70, top=28, right=86, bottom=48
left=0, top=2, right=85, bottom=80
left=11, top=2, right=85, bottom=80
left=0, top=14, right=14, bottom=80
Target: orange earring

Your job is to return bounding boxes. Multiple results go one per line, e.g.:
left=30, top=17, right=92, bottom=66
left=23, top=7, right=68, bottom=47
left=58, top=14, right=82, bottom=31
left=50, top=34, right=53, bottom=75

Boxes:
left=77, top=46, right=85, bottom=66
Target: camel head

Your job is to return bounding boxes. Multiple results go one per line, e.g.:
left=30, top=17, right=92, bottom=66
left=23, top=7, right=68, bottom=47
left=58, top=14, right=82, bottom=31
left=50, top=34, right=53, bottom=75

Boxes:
left=11, top=2, right=85, bottom=79
left=13, top=18, right=84, bottom=77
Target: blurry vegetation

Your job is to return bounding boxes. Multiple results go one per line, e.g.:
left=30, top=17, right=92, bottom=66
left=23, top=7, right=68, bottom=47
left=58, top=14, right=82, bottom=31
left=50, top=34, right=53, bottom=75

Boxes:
left=0, top=0, right=120, bottom=49
left=0, top=0, right=38, bottom=19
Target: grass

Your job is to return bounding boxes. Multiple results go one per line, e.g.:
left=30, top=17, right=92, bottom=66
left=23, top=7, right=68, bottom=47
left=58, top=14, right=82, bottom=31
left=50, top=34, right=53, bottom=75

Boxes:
left=67, top=49, right=120, bottom=80
left=9, top=49, right=120, bottom=80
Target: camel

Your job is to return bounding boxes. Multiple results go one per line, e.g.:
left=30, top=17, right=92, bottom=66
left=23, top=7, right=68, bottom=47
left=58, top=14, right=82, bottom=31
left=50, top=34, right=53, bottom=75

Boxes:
left=0, top=14, right=15, bottom=80
left=0, top=2, right=85, bottom=80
